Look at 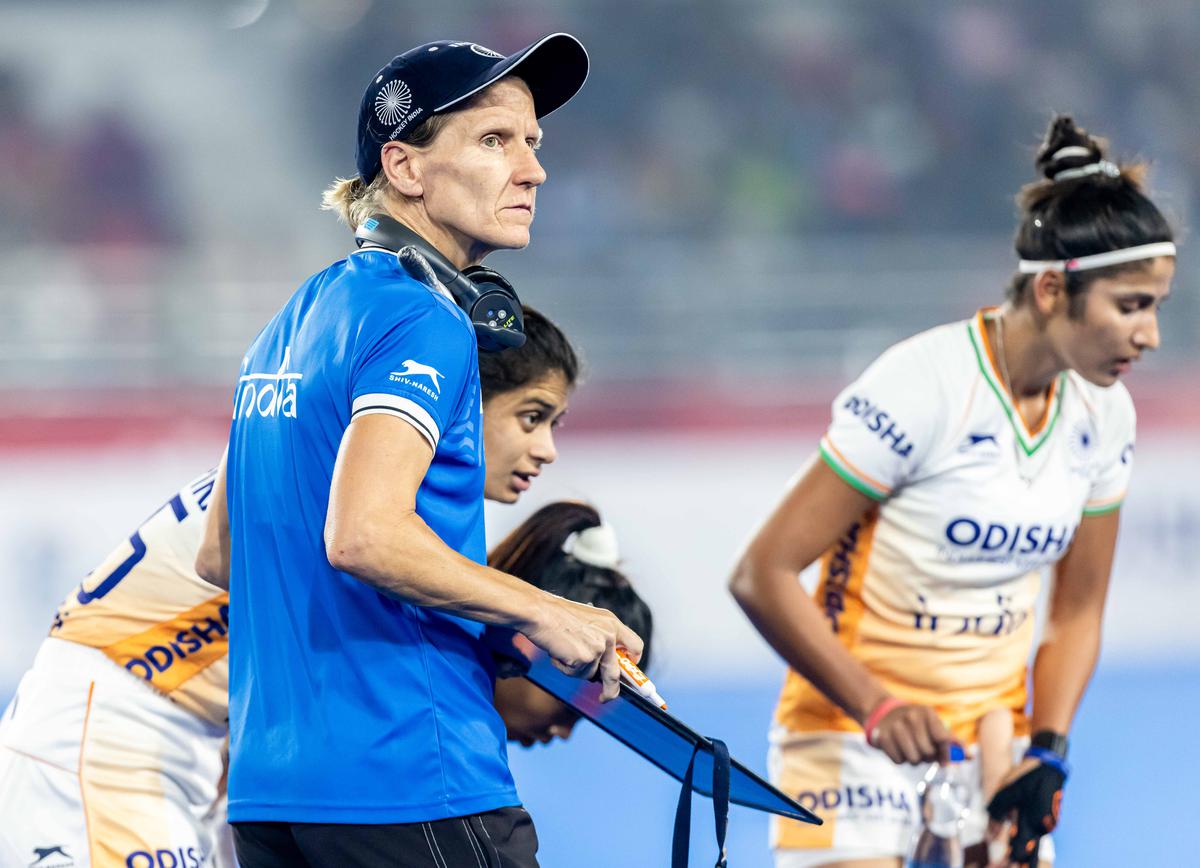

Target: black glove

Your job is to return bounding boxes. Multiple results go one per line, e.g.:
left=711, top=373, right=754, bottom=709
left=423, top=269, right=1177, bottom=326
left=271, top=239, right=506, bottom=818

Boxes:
left=986, top=753, right=1067, bottom=865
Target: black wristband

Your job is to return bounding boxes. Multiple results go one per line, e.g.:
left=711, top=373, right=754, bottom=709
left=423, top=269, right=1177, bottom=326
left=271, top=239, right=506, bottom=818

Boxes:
left=1030, top=729, right=1069, bottom=759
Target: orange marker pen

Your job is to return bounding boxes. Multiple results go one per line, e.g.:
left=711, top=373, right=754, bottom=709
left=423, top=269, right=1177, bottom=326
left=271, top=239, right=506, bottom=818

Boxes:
left=616, top=647, right=667, bottom=710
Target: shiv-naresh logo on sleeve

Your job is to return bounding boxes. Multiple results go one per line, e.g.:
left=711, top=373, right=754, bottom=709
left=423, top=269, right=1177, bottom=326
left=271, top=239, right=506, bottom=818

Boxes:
left=389, top=359, right=444, bottom=399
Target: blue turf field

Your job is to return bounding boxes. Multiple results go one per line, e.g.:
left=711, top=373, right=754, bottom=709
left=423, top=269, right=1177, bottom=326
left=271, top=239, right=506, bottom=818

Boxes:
left=508, top=662, right=1196, bottom=866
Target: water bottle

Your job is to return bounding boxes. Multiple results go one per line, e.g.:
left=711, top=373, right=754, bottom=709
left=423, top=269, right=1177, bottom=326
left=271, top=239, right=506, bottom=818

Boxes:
left=905, top=744, right=970, bottom=868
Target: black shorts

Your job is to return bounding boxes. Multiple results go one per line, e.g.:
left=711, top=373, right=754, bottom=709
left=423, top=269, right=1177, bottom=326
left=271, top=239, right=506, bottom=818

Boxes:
left=232, top=806, right=539, bottom=868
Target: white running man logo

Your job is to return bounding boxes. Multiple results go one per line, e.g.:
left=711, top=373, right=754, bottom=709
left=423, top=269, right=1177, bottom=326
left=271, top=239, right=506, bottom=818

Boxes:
left=392, top=360, right=443, bottom=394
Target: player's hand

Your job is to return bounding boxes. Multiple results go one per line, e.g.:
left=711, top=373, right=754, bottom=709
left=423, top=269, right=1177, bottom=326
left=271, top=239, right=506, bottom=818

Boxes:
left=985, top=756, right=1066, bottom=866
left=520, top=594, right=644, bottom=702
left=867, top=702, right=954, bottom=764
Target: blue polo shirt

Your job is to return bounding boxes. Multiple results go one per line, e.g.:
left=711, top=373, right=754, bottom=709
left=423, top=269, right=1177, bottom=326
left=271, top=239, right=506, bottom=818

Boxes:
left=225, top=247, right=517, bottom=823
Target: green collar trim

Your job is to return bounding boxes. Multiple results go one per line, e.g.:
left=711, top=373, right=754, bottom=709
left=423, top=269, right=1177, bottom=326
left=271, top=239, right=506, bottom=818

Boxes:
left=966, top=316, right=1065, bottom=458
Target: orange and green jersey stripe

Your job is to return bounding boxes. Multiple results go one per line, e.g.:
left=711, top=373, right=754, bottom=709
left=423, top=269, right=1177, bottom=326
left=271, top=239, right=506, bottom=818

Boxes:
left=819, top=435, right=891, bottom=501
left=967, top=309, right=1065, bottom=457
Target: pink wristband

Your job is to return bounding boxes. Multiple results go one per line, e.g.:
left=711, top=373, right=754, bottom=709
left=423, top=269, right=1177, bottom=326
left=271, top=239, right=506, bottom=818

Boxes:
left=863, top=697, right=907, bottom=747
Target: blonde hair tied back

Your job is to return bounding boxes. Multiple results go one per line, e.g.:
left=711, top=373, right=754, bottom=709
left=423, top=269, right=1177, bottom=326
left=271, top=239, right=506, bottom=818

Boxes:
left=320, top=172, right=394, bottom=231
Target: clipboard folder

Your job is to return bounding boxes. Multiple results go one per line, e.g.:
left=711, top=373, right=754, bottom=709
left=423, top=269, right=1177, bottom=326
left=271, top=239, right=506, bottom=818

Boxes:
left=519, top=647, right=821, bottom=826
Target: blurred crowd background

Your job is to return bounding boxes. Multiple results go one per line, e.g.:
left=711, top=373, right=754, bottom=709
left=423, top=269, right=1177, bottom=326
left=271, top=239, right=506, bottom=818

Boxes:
left=1, top=1, right=1196, bottom=865
left=2, top=0, right=1198, bottom=398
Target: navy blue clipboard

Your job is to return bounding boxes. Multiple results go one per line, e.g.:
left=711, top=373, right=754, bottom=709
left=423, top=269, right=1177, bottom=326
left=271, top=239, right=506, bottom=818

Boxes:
left=519, top=648, right=821, bottom=826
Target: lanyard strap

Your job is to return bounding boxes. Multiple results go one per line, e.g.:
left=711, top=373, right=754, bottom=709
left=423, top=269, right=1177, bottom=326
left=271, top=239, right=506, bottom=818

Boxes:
left=672, top=737, right=730, bottom=868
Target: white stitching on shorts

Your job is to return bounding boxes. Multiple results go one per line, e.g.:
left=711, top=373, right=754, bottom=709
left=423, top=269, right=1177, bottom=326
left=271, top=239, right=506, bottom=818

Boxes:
left=462, top=819, right=485, bottom=868
left=430, top=822, right=450, bottom=868
left=422, top=822, right=447, bottom=868
left=478, top=816, right=502, bottom=864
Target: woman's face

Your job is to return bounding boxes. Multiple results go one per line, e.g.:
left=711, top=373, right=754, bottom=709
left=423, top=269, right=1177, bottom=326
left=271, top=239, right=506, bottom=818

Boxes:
left=493, top=675, right=580, bottom=747
left=1051, top=256, right=1173, bottom=386
left=414, top=78, right=546, bottom=263
left=482, top=371, right=570, bottom=503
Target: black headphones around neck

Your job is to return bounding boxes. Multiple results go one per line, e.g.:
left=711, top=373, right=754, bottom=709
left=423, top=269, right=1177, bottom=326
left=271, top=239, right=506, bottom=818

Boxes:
left=354, top=213, right=525, bottom=351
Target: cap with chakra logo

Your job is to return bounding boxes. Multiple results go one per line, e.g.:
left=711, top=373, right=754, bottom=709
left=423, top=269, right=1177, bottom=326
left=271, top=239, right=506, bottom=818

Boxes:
left=355, top=33, right=589, bottom=184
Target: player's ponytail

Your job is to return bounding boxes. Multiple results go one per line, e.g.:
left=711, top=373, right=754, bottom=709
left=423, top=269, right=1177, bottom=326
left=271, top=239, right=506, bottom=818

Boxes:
left=1009, top=114, right=1174, bottom=312
left=489, top=501, right=654, bottom=671
left=321, top=172, right=395, bottom=231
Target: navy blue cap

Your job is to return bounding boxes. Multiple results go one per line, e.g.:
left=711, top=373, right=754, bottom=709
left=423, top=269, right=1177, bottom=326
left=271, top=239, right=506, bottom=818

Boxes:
left=356, top=33, right=588, bottom=183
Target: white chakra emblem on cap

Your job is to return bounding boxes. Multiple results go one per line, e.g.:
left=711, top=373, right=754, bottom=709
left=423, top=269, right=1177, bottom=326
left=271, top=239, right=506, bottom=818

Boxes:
left=375, top=79, right=413, bottom=126
left=470, top=44, right=503, bottom=58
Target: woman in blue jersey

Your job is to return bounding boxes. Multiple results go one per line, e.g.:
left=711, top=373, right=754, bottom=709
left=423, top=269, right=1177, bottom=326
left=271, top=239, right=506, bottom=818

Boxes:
left=729, top=116, right=1175, bottom=868
left=0, top=304, right=607, bottom=868
left=196, top=33, right=644, bottom=868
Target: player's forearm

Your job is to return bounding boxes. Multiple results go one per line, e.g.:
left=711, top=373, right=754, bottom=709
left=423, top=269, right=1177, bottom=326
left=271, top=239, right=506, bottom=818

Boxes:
left=730, top=560, right=888, bottom=724
left=326, top=509, right=547, bottom=631
left=1031, top=511, right=1118, bottom=735
left=1030, top=611, right=1103, bottom=735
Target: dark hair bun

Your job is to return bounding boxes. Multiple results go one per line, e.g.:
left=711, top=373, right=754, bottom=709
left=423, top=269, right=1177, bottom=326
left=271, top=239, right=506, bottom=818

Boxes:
left=1035, top=115, right=1106, bottom=181
left=1010, top=113, right=1171, bottom=307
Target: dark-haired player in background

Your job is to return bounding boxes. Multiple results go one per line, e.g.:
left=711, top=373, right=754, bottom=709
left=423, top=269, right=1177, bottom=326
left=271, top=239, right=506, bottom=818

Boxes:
left=730, top=115, right=1175, bottom=868
left=490, top=501, right=655, bottom=747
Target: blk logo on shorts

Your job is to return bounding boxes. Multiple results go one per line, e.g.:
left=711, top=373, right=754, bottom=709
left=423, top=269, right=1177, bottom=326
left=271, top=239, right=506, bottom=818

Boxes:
left=30, top=846, right=73, bottom=867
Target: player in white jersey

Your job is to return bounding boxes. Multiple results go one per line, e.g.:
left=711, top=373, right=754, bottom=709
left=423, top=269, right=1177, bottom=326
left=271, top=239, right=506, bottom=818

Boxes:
left=729, top=115, right=1176, bottom=868
left=0, top=307, right=582, bottom=868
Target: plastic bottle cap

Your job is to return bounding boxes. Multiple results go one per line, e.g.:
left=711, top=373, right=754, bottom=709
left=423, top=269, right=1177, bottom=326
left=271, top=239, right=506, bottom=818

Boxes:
left=949, top=743, right=966, bottom=762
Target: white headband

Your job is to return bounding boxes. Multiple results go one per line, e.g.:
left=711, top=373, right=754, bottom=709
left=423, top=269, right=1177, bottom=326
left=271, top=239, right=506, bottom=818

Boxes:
left=562, top=524, right=620, bottom=570
left=1018, top=241, right=1176, bottom=274
left=1052, top=159, right=1120, bottom=183
left=1049, top=145, right=1092, bottom=161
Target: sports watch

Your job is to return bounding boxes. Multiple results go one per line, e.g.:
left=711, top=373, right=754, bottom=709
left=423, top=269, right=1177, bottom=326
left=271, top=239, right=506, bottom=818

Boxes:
left=1030, top=729, right=1069, bottom=759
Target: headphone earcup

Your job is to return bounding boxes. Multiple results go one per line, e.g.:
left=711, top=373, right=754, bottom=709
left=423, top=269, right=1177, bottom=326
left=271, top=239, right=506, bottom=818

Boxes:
left=462, top=267, right=525, bottom=351
left=354, top=213, right=529, bottom=352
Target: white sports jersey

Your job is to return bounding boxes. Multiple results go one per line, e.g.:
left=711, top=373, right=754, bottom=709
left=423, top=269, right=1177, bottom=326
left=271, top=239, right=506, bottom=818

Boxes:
left=774, top=307, right=1134, bottom=762
left=51, top=468, right=229, bottom=727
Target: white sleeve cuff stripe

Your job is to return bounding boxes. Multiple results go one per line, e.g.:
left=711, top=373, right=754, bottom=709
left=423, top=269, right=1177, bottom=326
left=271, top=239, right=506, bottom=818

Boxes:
left=352, top=393, right=440, bottom=449
left=353, top=407, right=437, bottom=449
